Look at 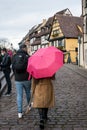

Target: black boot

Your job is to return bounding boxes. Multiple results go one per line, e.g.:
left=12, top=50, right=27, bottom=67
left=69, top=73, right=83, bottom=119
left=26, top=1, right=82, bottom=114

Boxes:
left=0, top=82, right=1, bottom=89
left=38, top=108, right=44, bottom=129
left=40, top=119, right=44, bottom=129
left=43, top=108, right=48, bottom=123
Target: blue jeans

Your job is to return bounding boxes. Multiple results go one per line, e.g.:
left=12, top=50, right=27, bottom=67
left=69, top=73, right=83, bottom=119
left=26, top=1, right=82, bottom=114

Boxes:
left=15, top=80, right=31, bottom=113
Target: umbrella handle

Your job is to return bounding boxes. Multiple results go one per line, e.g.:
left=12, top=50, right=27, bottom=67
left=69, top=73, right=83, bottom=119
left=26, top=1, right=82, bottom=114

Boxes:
left=51, top=74, right=55, bottom=80
left=28, top=74, right=32, bottom=80
left=26, top=78, right=36, bottom=114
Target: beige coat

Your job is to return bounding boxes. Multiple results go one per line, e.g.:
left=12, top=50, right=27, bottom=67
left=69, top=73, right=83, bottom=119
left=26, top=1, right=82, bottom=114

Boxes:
left=31, top=77, right=55, bottom=108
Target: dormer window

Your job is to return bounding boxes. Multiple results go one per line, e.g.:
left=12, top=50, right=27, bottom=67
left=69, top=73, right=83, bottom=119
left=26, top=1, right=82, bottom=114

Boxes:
left=45, top=26, right=48, bottom=31
left=52, top=29, right=60, bottom=37
left=41, top=28, right=45, bottom=32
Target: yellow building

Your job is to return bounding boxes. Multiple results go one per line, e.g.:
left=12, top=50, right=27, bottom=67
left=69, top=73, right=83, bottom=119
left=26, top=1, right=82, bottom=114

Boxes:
left=49, top=11, right=83, bottom=63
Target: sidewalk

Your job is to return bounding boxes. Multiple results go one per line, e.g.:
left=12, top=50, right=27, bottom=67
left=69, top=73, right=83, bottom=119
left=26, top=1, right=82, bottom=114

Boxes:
left=65, top=63, right=87, bottom=78
left=0, top=64, right=87, bottom=130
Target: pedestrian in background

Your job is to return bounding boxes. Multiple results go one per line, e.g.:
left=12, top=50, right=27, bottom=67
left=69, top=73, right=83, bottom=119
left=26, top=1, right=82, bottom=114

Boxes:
left=12, top=49, right=17, bottom=72
left=0, top=48, right=12, bottom=95
left=0, top=47, right=2, bottom=89
left=0, top=47, right=2, bottom=64
left=76, top=53, right=78, bottom=65
left=7, top=49, right=13, bottom=58
left=12, top=44, right=31, bottom=119
left=67, top=52, right=71, bottom=64
left=31, top=75, right=55, bottom=129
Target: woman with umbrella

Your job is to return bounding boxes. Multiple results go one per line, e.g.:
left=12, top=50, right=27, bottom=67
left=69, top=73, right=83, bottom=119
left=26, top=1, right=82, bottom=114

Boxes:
left=27, top=46, right=63, bottom=129
left=32, top=75, right=55, bottom=129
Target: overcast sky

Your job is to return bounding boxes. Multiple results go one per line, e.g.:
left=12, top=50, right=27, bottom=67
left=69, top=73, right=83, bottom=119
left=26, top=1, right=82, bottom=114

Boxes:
left=0, top=0, right=82, bottom=49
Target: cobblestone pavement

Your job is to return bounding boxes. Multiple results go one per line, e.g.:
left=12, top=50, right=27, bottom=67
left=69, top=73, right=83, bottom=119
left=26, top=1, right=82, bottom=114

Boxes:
left=0, top=64, right=87, bottom=130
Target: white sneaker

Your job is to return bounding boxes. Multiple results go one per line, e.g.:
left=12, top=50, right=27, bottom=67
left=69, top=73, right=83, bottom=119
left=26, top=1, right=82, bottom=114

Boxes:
left=18, top=113, right=23, bottom=118
left=31, top=102, right=33, bottom=107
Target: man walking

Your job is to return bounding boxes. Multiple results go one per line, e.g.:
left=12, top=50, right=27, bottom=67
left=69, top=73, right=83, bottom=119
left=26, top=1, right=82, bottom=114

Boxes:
left=0, top=48, right=12, bottom=95
left=12, top=44, right=31, bottom=119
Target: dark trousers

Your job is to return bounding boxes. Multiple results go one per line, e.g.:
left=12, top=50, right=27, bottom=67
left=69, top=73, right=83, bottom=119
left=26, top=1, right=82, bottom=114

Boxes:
left=0, top=81, right=1, bottom=89
left=3, top=70, right=12, bottom=94
left=38, top=108, right=48, bottom=120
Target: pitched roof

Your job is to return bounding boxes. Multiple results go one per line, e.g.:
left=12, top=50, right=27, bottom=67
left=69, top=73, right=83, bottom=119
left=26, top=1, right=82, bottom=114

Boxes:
left=36, top=16, right=54, bottom=37
left=45, top=16, right=53, bottom=27
left=29, top=20, right=47, bottom=39
left=55, top=14, right=83, bottom=38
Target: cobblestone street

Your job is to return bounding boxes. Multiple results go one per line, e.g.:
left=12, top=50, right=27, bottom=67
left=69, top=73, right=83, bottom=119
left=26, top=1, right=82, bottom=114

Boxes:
left=0, top=64, right=87, bottom=130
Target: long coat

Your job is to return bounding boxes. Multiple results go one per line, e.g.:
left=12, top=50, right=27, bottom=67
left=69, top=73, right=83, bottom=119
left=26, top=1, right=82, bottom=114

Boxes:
left=31, top=77, right=55, bottom=108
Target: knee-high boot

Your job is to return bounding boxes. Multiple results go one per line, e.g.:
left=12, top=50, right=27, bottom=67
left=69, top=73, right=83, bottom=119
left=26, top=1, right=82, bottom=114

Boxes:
left=38, top=108, right=48, bottom=120
left=44, top=108, right=48, bottom=120
left=38, top=108, right=44, bottom=129
left=38, top=108, right=44, bottom=120
left=43, top=108, right=48, bottom=122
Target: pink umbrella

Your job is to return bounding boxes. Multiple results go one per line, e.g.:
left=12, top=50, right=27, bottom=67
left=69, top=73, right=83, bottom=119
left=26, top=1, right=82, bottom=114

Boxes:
left=27, top=46, right=63, bottom=79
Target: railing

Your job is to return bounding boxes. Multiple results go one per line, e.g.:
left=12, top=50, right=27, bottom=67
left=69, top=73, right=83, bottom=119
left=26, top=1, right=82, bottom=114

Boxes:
left=0, top=70, right=14, bottom=96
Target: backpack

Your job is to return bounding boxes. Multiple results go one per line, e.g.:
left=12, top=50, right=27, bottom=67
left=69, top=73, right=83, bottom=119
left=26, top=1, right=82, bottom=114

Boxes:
left=14, top=53, right=28, bottom=73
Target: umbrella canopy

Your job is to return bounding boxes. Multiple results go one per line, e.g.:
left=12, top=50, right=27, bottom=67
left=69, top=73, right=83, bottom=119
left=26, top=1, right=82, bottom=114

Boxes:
left=27, top=46, right=63, bottom=79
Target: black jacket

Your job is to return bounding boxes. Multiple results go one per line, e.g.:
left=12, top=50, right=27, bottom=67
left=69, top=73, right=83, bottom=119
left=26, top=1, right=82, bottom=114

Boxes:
left=12, top=49, right=30, bottom=81
left=0, top=53, right=11, bottom=72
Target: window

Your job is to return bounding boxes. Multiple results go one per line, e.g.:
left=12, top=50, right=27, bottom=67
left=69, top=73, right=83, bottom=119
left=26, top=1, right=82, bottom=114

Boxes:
left=30, top=39, right=33, bottom=44
left=54, top=29, right=60, bottom=34
left=75, top=47, right=78, bottom=52
left=41, top=36, right=45, bottom=42
left=30, top=38, right=36, bottom=44
left=86, top=16, right=87, bottom=34
left=54, top=40, right=58, bottom=47
left=46, top=44, right=48, bottom=47
left=85, top=0, right=87, bottom=8
left=58, top=40, right=62, bottom=47
left=52, top=29, right=60, bottom=36
left=58, top=40, right=64, bottom=47
left=51, top=41, right=54, bottom=46
left=38, top=45, right=41, bottom=49
left=34, top=45, right=37, bottom=51
left=45, top=35, right=49, bottom=40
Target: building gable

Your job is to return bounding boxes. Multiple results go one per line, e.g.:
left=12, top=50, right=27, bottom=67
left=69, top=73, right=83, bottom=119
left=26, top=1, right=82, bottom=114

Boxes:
left=50, top=16, right=64, bottom=40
